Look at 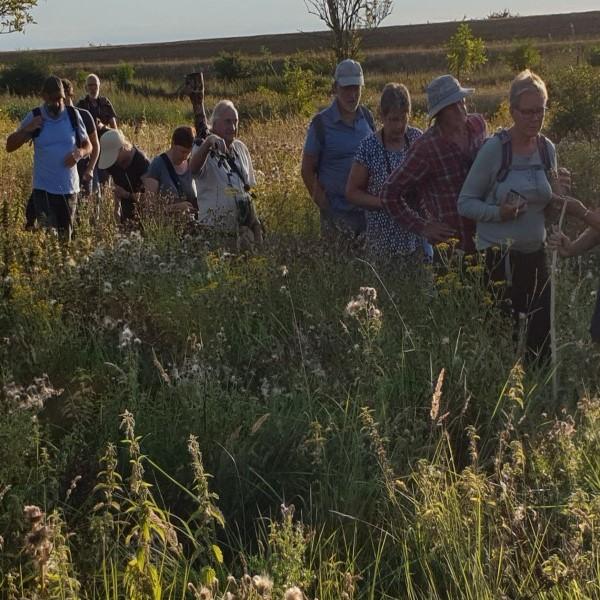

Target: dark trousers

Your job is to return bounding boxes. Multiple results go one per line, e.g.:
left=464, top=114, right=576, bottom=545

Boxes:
left=31, top=189, right=77, bottom=242
left=485, top=247, right=551, bottom=363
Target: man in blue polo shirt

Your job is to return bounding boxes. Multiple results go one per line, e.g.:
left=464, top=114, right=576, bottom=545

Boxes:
left=6, top=76, right=92, bottom=241
left=301, top=59, right=375, bottom=236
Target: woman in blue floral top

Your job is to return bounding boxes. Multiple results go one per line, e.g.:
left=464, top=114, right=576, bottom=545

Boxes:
left=346, top=83, right=431, bottom=260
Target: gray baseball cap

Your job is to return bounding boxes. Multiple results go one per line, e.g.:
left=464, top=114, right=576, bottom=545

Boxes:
left=426, top=74, right=474, bottom=119
left=334, top=59, right=364, bottom=87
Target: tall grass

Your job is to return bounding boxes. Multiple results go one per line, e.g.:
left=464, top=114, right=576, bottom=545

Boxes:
left=0, top=77, right=599, bottom=598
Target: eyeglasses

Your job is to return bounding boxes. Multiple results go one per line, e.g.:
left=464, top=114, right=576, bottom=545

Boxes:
left=515, top=106, right=547, bottom=118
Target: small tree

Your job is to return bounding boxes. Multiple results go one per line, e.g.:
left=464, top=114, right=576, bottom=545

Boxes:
left=505, top=41, right=541, bottom=72
left=304, top=0, right=393, bottom=63
left=446, top=23, right=487, bottom=80
left=0, top=0, right=38, bottom=34
left=112, top=62, right=135, bottom=90
left=213, top=52, right=250, bottom=82
left=0, top=54, right=49, bottom=95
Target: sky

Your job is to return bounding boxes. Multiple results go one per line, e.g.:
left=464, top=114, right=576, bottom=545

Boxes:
left=0, top=0, right=599, bottom=51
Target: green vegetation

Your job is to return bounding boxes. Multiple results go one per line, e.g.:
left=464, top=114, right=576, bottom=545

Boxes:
left=1, top=25, right=600, bottom=597
left=446, top=22, right=487, bottom=80
left=504, top=40, right=542, bottom=72
left=0, top=54, right=50, bottom=96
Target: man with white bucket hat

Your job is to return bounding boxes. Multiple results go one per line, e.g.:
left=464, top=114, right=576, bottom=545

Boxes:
left=381, top=74, right=487, bottom=255
left=301, top=59, right=375, bottom=237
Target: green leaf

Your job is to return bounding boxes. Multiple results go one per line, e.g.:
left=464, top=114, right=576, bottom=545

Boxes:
left=212, top=544, right=224, bottom=564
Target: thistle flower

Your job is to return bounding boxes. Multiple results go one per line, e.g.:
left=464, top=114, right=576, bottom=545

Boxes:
left=284, top=587, right=304, bottom=600
left=252, top=574, right=273, bottom=597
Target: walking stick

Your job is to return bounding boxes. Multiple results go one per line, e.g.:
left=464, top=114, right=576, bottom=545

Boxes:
left=550, top=169, right=568, bottom=404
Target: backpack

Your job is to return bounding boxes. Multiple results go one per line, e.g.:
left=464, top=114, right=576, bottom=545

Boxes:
left=159, top=153, right=198, bottom=210
left=495, top=129, right=552, bottom=182
left=31, top=106, right=82, bottom=148
left=310, top=105, right=375, bottom=169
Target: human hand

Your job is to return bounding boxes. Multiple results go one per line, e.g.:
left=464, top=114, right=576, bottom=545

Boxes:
left=547, top=227, right=574, bottom=258
left=82, top=168, right=94, bottom=183
left=312, top=184, right=329, bottom=210
left=113, top=184, right=130, bottom=199
left=422, top=221, right=456, bottom=243
left=204, top=134, right=227, bottom=155
left=500, top=190, right=527, bottom=221
left=64, top=149, right=82, bottom=168
left=23, top=115, right=43, bottom=134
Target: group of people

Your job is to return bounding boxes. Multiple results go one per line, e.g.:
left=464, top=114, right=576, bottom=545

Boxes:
left=7, top=72, right=262, bottom=249
left=6, top=61, right=600, bottom=361
left=301, top=59, right=600, bottom=360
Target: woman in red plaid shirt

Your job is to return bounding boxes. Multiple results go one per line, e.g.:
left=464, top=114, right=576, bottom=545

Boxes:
left=381, top=75, right=487, bottom=255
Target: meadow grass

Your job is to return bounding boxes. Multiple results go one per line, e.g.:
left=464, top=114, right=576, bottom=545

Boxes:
left=0, top=63, right=600, bottom=599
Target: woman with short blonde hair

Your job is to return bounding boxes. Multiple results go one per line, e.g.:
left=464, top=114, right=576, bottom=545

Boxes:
left=459, top=70, right=560, bottom=363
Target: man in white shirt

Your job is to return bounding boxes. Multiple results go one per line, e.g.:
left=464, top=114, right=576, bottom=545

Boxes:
left=190, top=100, right=261, bottom=244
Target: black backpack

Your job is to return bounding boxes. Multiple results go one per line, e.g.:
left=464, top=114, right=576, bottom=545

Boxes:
left=494, top=129, right=552, bottom=182
left=30, top=105, right=82, bottom=148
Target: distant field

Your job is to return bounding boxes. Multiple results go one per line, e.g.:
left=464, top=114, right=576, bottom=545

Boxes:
left=1, top=9, right=599, bottom=67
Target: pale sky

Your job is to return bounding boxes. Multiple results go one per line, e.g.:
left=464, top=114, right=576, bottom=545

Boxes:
left=1, top=0, right=599, bottom=51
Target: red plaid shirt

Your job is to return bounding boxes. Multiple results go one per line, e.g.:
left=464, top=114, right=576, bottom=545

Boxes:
left=381, top=113, right=487, bottom=253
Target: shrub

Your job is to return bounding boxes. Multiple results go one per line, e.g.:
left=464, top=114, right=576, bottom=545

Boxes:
left=213, top=51, right=250, bottom=82
left=587, top=45, right=600, bottom=67
left=0, top=55, right=51, bottom=96
left=111, top=62, right=135, bottom=89
left=548, top=65, right=600, bottom=142
left=446, top=23, right=487, bottom=79
left=281, top=58, right=318, bottom=116
left=504, top=41, right=541, bottom=72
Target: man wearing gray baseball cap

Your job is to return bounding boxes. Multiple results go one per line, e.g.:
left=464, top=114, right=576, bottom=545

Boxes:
left=301, top=59, right=375, bottom=237
left=381, top=74, right=487, bottom=254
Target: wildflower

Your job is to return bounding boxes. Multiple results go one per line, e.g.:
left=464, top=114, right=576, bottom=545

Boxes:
left=284, top=587, right=304, bottom=600
left=430, top=368, right=445, bottom=423
left=280, top=265, right=289, bottom=277
left=252, top=574, right=273, bottom=597
left=119, top=324, right=141, bottom=349
left=102, top=281, right=113, bottom=294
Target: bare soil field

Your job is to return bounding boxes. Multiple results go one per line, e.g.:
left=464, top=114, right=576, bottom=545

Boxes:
left=1, top=10, right=598, bottom=66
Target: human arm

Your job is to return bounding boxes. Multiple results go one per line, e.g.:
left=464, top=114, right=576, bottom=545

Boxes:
left=82, top=129, right=100, bottom=181
left=555, top=195, right=600, bottom=234
left=190, top=134, right=227, bottom=175
left=380, top=142, right=456, bottom=241
left=548, top=227, right=600, bottom=257
left=301, top=121, right=328, bottom=210
left=346, top=161, right=382, bottom=210
left=6, top=113, right=42, bottom=152
left=301, top=152, right=328, bottom=209
left=458, top=137, right=525, bottom=222
left=64, top=136, right=92, bottom=168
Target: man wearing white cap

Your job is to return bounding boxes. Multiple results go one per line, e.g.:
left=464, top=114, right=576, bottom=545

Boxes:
left=381, top=74, right=487, bottom=254
left=301, top=59, right=375, bottom=236
left=98, top=129, right=150, bottom=223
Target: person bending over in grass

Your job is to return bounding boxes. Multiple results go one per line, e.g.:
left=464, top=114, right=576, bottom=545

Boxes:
left=142, top=126, right=198, bottom=215
left=97, top=129, right=150, bottom=224
left=301, top=59, right=375, bottom=238
left=190, top=99, right=262, bottom=249
left=7, top=75, right=92, bottom=242
left=346, top=82, right=431, bottom=263
left=381, top=74, right=487, bottom=255
left=548, top=196, right=600, bottom=343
